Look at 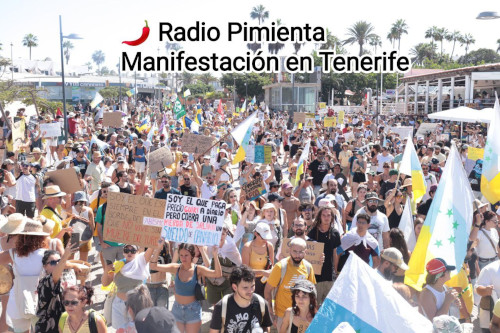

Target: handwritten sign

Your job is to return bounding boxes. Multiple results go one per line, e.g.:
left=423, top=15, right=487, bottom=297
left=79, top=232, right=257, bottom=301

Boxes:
left=180, top=132, right=217, bottom=154
left=338, top=110, right=345, bottom=124
left=293, top=112, right=306, bottom=123
left=45, top=168, right=82, bottom=193
left=389, top=126, right=413, bottom=139
left=254, top=145, right=272, bottom=164
left=148, top=194, right=226, bottom=246
left=281, top=238, right=324, bottom=273
left=148, top=147, right=175, bottom=175
left=318, top=102, right=326, bottom=109
left=102, top=112, right=122, bottom=127
left=242, top=176, right=267, bottom=200
left=416, top=123, right=439, bottom=136
left=40, top=123, right=61, bottom=138
left=304, top=116, right=315, bottom=130
left=103, top=192, right=164, bottom=248
left=324, top=117, right=336, bottom=127
left=12, top=120, right=25, bottom=152
left=246, top=145, right=255, bottom=163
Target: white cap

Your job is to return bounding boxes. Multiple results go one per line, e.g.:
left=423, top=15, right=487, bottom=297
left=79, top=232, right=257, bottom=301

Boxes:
left=318, top=198, right=334, bottom=208
left=254, top=222, right=273, bottom=240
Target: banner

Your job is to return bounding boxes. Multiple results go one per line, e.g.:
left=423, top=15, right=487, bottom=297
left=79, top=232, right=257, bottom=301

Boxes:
left=144, top=194, right=226, bottom=246
left=103, top=192, right=164, bottom=248
left=390, top=126, right=413, bottom=139
left=12, top=120, right=25, bottom=151
left=241, top=176, right=267, bottom=200
left=324, top=117, right=336, bottom=127
left=254, top=145, right=272, bottom=164
left=40, top=123, right=62, bottom=138
left=102, top=112, right=122, bottom=127
left=416, top=123, right=439, bottom=136
left=281, top=238, right=324, bottom=273
left=180, top=132, right=217, bottom=154
left=148, top=147, right=175, bottom=175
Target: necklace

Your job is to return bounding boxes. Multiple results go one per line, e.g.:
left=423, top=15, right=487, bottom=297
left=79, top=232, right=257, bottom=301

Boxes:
left=69, top=314, right=86, bottom=333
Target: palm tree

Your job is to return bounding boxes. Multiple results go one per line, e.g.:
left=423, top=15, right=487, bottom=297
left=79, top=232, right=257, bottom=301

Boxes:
left=425, top=26, right=438, bottom=47
left=369, top=35, right=382, bottom=54
left=268, top=19, right=285, bottom=54
left=434, top=27, right=448, bottom=56
left=180, top=71, right=196, bottom=86
left=392, top=19, right=409, bottom=51
left=320, top=29, right=345, bottom=54
left=460, top=33, right=475, bottom=58
left=63, top=41, right=74, bottom=65
left=0, top=42, right=2, bottom=51
left=386, top=28, right=397, bottom=49
left=410, top=43, right=437, bottom=66
left=92, top=50, right=105, bottom=74
left=84, top=62, right=93, bottom=72
left=343, top=21, right=379, bottom=56
left=250, top=4, right=269, bottom=25
left=445, top=31, right=462, bottom=58
left=22, top=33, right=38, bottom=60
left=496, top=39, right=500, bottom=53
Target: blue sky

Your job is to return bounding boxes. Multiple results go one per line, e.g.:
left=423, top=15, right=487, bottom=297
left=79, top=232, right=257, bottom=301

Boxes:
left=0, top=0, right=498, bottom=75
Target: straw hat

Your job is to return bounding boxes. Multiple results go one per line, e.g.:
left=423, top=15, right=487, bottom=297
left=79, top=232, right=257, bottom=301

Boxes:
left=92, top=151, right=102, bottom=158
left=42, top=185, right=67, bottom=200
left=0, top=213, right=27, bottom=235
left=32, top=148, right=42, bottom=154
left=36, top=215, right=55, bottom=234
left=17, top=220, right=50, bottom=236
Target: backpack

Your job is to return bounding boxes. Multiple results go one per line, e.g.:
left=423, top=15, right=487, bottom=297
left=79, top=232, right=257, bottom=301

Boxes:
left=278, top=258, right=312, bottom=287
left=221, top=294, right=265, bottom=333
left=59, top=309, right=104, bottom=333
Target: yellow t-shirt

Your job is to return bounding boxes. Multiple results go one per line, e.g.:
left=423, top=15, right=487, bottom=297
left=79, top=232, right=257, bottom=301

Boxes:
left=41, top=206, right=64, bottom=239
left=494, top=299, right=500, bottom=318
left=168, top=151, right=183, bottom=176
left=266, top=257, right=316, bottom=317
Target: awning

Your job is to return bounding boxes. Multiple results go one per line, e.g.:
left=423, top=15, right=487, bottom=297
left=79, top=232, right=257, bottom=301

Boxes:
left=427, top=106, right=493, bottom=123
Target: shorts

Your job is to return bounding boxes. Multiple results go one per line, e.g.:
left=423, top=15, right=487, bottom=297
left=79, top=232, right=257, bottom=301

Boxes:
left=135, top=161, right=146, bottom=173
left=102, top=245, right=124, bottom=265
left=93, top=236, right=102, bottom=252
left=284, top=144, right=290, bottom=152
left=172, top=300, right=202, bottom=324
left=353, top=172, right=366, bottom=183
left=79, top=239, right=92, bottom=253
left=205, top=278, right=232, bottom=305
left=111, top=296, right=129, bottom=329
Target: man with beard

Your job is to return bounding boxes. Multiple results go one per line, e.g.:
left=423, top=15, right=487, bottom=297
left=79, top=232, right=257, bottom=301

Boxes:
left=308, top=149, right=330, bottom=196
left=210, top=265, right=273, bottom=333
left=154, top=175, right=181, bottom=199
left=281, top=182, right=300, bottom=235
left=264, top=238, right=316, bottom=331
left=315, top=179, right=345, bottom=216
left=376, top=248, right=408, bottom=281
left=193, top=162, right=218, bottom=199
left=352, top=192, right=390, bottom=250
left=298, top=203, right=315, bottom=234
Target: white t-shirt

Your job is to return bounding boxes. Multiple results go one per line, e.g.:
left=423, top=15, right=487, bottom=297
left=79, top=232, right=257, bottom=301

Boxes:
left=352, top=208, right=390, bottom=250
left=477, top=228, right=500, bottom=259
left=15, top=174, right=36, bottom=202
left=476, top=261, right=500, bottom=328
left=376, top=154, right=394, bottom=173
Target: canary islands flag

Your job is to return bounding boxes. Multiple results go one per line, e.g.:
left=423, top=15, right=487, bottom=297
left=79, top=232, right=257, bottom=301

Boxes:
left=195, top=104, right=203, bottom=125
left=306, top=253, right=432, bottom=333
left=183, top=89, right=191, bottom=98
left=296, top=141, right=311, bottom=183
left=399, top=134, right=426, bottom=203
left=90, top=92, right=103, bottom=109
left=250, top=96, right=256, bottom=106
left=240, top=100, right=246, bottom=114
left=137, top=117, right=150, bottom=133
left=126, top=88, right=135, bottom=98
left=230, top=111, right=258, bottom=165
left=405, top=143, right=474, bottom=291
left=481, top=95, right=500, bottom=204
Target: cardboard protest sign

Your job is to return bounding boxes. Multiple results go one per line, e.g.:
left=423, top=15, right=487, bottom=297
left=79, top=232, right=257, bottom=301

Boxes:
left=440, top=133, right=451, bottom=142
left=304, top=116, right=316, bottom=130
left=40, top=123, right=61, bottom=138
left=242, top=176, right=267, bottom=200
left=281, top=238, right=324, bottom=273
left=338, top=110, right=345, bottom=124
left=293, top=112, right=306, bottom=123
left=12, top=120, right=25, bottom=151
left=344, top=131, right=355, bottom=143
left=324, top=117, right=336, bottom=127
left=254, top=145, right=272, bottom=164
left=416, top=123, right=439, bottom=136
left=143, top=194, right=226, bottom=247
left=180, top=132, right=217, bottom=154
left=102, top=112, right=122, bottom=127
left=45, top=168, right=82, bottom=193
left=103, top=192, right=164, bottom=248
left=390, top=126, right=413, bottom=139
left=148, top=147, right=175, bottom=175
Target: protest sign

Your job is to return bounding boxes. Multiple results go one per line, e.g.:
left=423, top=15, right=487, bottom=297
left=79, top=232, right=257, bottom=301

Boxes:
left=281, top=238, right=324, bottom=273
left=246, top=145, right=255, bottom=163
left=293, top=112, right=306, bottom=123
left=318, top=102, right=326, bottom=109
left=304, top=115, right=316, bottom=130
left=148, top=147, right=175, bottom=175
left=27, top=117, right=37, bottom=131
left=102, top=112, right=122, bottom=127
left=344, top=131, right=355, bottom=143
left=242, top=176, right=267, bottom=200
left=338, top=110, right=345, bottom=124
left=464, top=147, right=485, bottom=175
left=390, top=126, right=413, bottom=139
left=440, top=133, right=451, bottom=142
left=103, top=192, right=164, bottom=248
left=359, top=144, right=371, bottom=155
left=254, top=145, right=272, bottom=164
left=40, top=123, right=61, bottom=138
left=144, top=194, right=226, bottom=247
left=12, top=120, right=25, bottom=151
left=45, top=168, right=82, bottom=193
left=180, top=132, right=217, bottom=154
left=416, top=123, right=439, bottom=136
left=324, top=117, right=336, bottom=127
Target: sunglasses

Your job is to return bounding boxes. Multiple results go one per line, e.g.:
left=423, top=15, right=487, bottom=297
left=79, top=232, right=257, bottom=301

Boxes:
left=123, top=248, right=137, bottom=254
left=49, top=259, right=60, bottom=266
left=63, top=300, right=80, bottom=307
left=183, top=178, right=190, bottom=181
left=367, top=199, right=378, bottom=204
left=383, top=166, right=390, bottom=168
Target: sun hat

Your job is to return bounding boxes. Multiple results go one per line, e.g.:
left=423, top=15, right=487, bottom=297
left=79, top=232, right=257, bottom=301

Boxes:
left=426, top=258, right=455, bottom=275
left=37, top=215, right=55, bottom=234
left=32, top=148, right=42, bottom=154
left=261, top=203, right=276, bottom=212
left=219, top=158, right=230, bottom=167
left=381, top=247, right=409, bottom=271
left=363, top=192, right=384, bottom=204
left=73, top=191, right=88, bottom=203
left=17, top=220, right=50, bottom=236
left=108, top=185, right=120, bottom=193
left=318, top=198, right=334, bottom=208
left=0, top=213, right=27, bottom=235
left=42, top=185, right=66, bottom=200
left=92, top=151, right=102, bottom=158
left=254, top=222, right=273, bottom=240
left=290, top=280, right=317, bottom=297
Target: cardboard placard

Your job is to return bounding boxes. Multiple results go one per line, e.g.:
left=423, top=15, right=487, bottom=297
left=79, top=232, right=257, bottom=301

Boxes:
left=180, top=132, right=217, bottom=154
left=45, top=168, right=82, bottom=193
left=416, top=123, right=439, bottom=136
left=242, top=176, right=267, bottom=200
left=389, top=126, right=413, bottom=139
left=102, top=112, right=122, bottom=127
left=293, top=112, right=306, bottom=123
left=103, top=192, right=164, bottom=248
left=324, top=117, right=336, bottom=127
left=144, top=194, right=226, bottom=246
left=12, top=120, right=25, bottom=152
left=338, top=110, right=345, bottom=124
left=254, top=145, right=272, bottom=164
left=281, top=238, right=324, bottom=273
left=40, top=123, right=61, bottom=138
left=148, top=147, right=175, bottom=174
left=359, top=144, right=371, bottom=155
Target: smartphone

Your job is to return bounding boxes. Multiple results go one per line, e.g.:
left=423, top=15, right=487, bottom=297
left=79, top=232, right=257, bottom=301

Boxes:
left=70, top=232, right=80, bottom=247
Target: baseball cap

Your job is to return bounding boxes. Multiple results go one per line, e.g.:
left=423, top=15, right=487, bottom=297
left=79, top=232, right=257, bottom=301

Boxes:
left=426, top=258, right=455, bottom=275
left=117, top=157, right=126, bottom=163
left=254, top=222, right=273, bottom=240
left=268, top=193, right=284, bottom=202
left=318, top=198, right=334, bottom=208
left=429, top=185, right=438, bottom=192
left=269, top=181, right=279, bottom=188
left=381, top=248, right=409, bottom=271
left=282, top=182, right=293, bottom=189
left=182, top=152, right=189, bottom=157
left=135, top=307, right=179, bottom=333
left=431, top=158, right=439, bottom=164
left=389, top=169, right=398, bottom=176
left=291, top=280, right=317, bottom=297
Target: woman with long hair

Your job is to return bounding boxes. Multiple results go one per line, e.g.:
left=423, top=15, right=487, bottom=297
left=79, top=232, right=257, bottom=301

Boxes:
left=70, top=191, right=95, bottom=262
left=344, top=185, right=367, bottom=229
left=1, top=158, right=17, bottom=200
left=351, top=151, right=367, bottom=195
left=469, top=210, right=499, bottom=270
left=389, top=228, right=411, bottom=283
left=117, top=285, right=153, bottom=333
left=280, top=280, right=317, bottom=333
left=59, top=285, right=107, bottom=332
left=235, top=201, right=261, bottom=249
left=258, top=203, right=282, bottom=251
left=215, top=158, right=233, bottom=184
left=384, top=189, right=404, bottom=229
left=223, top=188, right=240, bottom=227
left=150, top=242, right=222, bottom=333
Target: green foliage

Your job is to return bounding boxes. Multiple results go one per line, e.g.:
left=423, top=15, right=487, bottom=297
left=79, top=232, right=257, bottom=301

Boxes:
left=458, top=48, right=500, bottom=65
left=343, top=21, right=379, bottom=56
left=220, top=73, right=272, bottom=100
left=92, top=50, right=105, bottom=72
left=183, top=82, right=214, bottom=95
left=205, top=91, right=225, bottom=100
left=98, top=86, right=122, bottom=99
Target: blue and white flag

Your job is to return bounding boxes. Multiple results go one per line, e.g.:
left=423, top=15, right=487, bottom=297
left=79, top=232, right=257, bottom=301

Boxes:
left=306, top=253, right=432, bottom=333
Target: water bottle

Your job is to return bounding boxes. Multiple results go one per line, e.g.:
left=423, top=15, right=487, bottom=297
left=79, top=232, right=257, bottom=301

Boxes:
left=251, top=321, right=264, bottom=333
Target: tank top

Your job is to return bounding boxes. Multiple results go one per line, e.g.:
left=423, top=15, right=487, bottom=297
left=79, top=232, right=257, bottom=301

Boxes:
left=425, top=285, right=446, bottom=312
left=388, top=207, right=402, bottom=229
left=72, top=206, right=90, bottom=221
left=135, top=146, right=146, bottom=162
left=174, top=265, right=198, bottom=296
left=62, top=318, right=90, bottom=333
left=249, top=244, right=269, bottom=272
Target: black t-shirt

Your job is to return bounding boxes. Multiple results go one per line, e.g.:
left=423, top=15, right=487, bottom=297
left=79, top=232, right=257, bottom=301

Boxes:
left=180, top=184, right=197, bottom=197
left=211, top=294, right=273, bottom=333
left=72, top=158, right=88, bottom=177
left=380, top=181, right=396, bottom=199
left=308, top=226, right=341, bottom=282
left=417, top=198, right=433, bottom=216
left=308, top=160, right=330, bottom=186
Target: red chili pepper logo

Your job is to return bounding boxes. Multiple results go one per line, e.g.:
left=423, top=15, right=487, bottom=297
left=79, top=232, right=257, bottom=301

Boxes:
left=122, top=20, right=150, bottom=46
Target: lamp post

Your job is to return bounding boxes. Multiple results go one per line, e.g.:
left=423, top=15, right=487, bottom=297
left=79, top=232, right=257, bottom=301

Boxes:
left=476, top=11, right=500, bottom=19
left=10, top=43, right=13, bottom=81
left=118, top=58, right=122, bottom=110
left=59, top=15, right=82, bottom=141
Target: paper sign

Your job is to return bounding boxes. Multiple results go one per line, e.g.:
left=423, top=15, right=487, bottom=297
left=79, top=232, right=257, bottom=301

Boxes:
left=45, top=168, right=82, bottom=193
left=318, top=102, right=326, bottom=109
left=390, top=126, right=413, bottom=139
left=324, top=117, right=336, bottom=127
left=338, top=110, right=345, bottom=124
left=102, top=112, right=122, bottom=127
left=281, top=238, right=324, bottom=273
left=155, top=194, right=226, bottom=246
left=103, top=192, right=164, bottom=248
left=242, top=176, right=267, bottom=200
left=416, top=123, right=439, bottom=136
left=254, top=145, right=272, bottom=164
left=180, top=132, right=217, bottom=154
left=148, top=147, right=175, bottom=174
left=246, top=145, right=255, bottom=163
left=304, top=116, right=315, bottom=130
left=344, top=131, right=355, bottom=143
left=12, top=120, right=25, bottom=151
left=359, top=144, right=371, bottom=155
left=468, top=147, right=484, bottom=161
left=40, top=123, right=61, bottom=138
left=440, top=133, right=450, bottom=142
left=293, top=112, right=306, bottom=123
